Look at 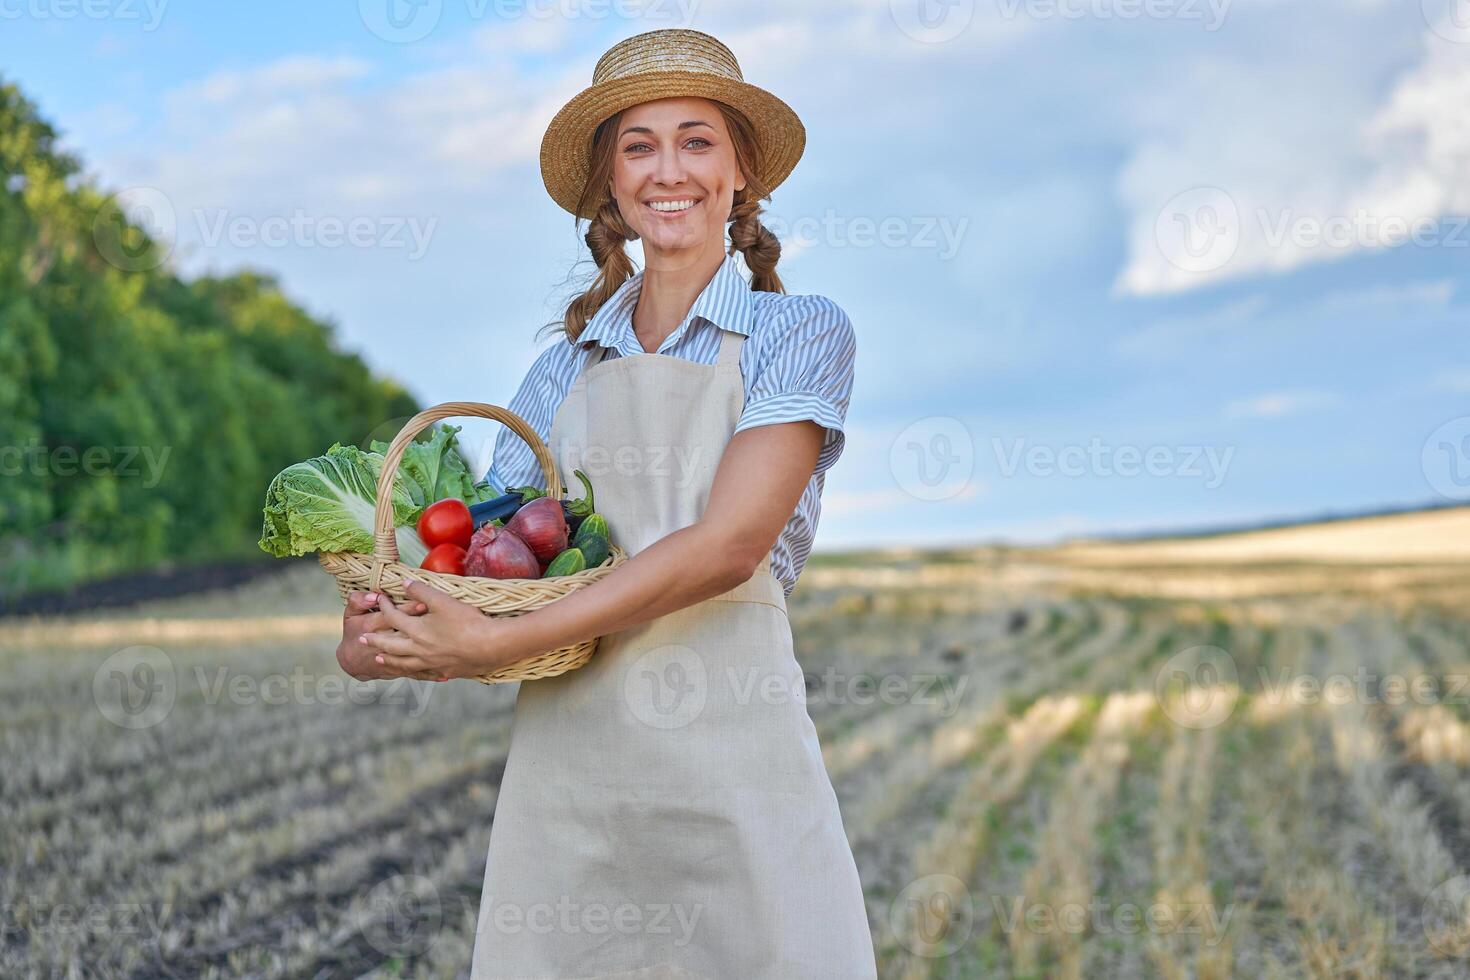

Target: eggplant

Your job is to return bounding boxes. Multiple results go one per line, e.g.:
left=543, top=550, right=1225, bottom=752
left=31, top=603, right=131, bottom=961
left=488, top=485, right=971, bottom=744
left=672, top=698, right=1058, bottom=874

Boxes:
left=468, top=487, right=590, bottom=534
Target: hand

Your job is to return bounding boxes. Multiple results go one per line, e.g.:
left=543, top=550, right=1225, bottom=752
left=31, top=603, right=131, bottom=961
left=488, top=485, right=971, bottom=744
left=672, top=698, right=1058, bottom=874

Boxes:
left=337, top=590, right=440, bottom=682
left=358, top=578, right=513, bottom=681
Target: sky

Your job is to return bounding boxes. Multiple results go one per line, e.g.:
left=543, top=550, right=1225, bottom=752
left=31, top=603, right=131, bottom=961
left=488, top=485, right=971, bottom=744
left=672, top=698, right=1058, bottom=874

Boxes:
left=3, top=0, right=1468, bottom=551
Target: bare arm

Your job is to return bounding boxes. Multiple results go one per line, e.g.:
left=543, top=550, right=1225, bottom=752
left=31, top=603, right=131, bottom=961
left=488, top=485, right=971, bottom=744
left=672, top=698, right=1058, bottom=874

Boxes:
left=362, top=419, right=826, bottom=679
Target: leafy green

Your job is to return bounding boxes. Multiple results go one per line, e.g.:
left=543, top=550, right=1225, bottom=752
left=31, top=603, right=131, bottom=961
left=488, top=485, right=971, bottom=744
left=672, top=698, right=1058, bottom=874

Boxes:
left=258, top=443, right=427, bottom=563
left=259, top=423, right=497, bottom=564
left=369, top=423, right=497, bottom=510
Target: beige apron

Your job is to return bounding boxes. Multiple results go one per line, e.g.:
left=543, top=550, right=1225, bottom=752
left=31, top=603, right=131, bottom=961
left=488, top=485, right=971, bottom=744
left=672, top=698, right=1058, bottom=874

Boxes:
left=469, top=328, right=877, bottom=979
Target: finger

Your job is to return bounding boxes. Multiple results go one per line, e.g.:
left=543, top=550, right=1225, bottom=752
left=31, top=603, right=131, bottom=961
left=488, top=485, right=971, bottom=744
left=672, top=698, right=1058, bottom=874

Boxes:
left=373, top=651, right=430, bottom=675
left=403, top=577, right=456, bottom=612
left=375, top=593, right=423, bottom=635
left=358, top=630, right=417, bottom=657
left=344, top=591, right=381, bottom=618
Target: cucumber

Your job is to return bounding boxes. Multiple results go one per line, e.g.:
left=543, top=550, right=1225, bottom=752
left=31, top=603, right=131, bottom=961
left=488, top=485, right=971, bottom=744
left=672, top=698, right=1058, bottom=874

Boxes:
left=543, top=547, right=586, bottom=577
left=572, top=513, right=610, bottom=567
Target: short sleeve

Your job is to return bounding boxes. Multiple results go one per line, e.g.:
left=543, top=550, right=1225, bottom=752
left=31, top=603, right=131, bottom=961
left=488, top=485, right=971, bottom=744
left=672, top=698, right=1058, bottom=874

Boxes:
left=485, top=344, right=563, bottom=492
left=733, top=296, right=856, bottom=479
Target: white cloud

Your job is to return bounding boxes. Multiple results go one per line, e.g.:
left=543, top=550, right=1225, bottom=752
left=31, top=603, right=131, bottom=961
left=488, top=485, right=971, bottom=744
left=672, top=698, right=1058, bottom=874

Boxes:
left=1115, top=25, right=1470, bottom=296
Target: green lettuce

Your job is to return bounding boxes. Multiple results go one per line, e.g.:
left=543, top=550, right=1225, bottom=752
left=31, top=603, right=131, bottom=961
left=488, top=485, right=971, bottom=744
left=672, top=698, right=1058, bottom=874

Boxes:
left=369, top=423, right=498, bottom=510
left=258, top=424, right=495, bottom=562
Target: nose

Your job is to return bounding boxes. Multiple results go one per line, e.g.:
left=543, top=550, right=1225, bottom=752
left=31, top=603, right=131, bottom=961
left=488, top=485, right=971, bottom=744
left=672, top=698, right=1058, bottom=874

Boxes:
left=651, top=141, right=688, bottom=187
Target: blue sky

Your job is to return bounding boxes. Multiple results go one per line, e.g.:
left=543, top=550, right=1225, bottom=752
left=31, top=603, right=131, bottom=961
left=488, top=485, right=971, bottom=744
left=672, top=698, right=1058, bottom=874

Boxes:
left=5, top=0, right=1468, bottom=550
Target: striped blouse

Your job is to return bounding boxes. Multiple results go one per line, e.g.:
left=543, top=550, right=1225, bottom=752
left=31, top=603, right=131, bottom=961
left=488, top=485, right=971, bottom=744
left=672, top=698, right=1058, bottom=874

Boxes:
left=486, top=253, right=856, bottom=597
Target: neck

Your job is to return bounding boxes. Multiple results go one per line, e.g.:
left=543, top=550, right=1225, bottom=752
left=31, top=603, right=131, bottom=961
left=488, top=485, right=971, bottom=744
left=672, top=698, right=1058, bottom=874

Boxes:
left=632, top=241, right=728, bottom=355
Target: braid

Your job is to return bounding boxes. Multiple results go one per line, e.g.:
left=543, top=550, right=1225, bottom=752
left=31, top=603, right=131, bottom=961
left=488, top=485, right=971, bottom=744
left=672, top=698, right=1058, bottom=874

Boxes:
left=551, top=197, right=638, bottom=344
left=727, top=190, right=785, bottom=294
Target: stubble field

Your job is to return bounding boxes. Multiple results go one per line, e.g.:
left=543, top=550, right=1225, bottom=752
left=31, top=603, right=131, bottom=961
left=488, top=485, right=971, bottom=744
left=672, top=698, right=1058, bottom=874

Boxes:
left=4, top=507, right=1470, bottom=978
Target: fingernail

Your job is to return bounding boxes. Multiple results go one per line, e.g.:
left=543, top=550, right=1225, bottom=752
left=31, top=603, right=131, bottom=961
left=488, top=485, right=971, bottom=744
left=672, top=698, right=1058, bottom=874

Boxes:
left=404, top=577, right=417, bottom=588
left=364, top=592, right=378, bottom=603
left=358, top=635, right=369, bottom=644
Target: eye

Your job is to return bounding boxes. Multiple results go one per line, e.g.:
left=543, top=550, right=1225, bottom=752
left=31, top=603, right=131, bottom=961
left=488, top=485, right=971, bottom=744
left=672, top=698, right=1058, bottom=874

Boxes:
left=623, top=137, right=714, bottom=153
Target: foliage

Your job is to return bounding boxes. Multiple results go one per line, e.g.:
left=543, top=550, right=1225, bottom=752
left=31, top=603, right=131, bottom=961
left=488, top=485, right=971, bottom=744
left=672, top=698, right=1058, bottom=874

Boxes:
left=0, top=79, right=419, bottom=595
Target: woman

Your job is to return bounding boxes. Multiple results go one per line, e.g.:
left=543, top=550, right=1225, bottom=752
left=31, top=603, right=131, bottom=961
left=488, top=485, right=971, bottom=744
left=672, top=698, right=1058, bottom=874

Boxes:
left=340, top=28, right=876, bottom=979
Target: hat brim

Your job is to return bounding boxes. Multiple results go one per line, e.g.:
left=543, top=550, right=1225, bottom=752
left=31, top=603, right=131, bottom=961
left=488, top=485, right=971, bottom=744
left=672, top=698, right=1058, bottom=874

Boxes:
left=540, top=71, right=806, bottom=221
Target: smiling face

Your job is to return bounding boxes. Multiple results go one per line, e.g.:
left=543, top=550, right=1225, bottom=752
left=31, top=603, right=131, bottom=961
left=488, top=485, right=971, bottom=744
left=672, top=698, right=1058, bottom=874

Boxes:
left=606, top=96, right=747, bottom=258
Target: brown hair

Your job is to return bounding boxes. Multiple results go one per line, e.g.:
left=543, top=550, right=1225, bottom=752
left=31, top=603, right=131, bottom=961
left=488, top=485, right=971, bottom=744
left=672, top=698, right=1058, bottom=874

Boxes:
left=537, top=100, right=785, bottom=346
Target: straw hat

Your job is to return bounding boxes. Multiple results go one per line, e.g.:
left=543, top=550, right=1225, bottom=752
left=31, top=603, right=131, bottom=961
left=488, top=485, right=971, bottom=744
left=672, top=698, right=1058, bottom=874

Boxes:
left=539, top=28, right=806, bottom=221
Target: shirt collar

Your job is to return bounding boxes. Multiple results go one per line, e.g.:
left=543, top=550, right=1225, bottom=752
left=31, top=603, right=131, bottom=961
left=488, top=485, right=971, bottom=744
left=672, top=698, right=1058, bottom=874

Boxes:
left=575, top=252, right=754, bottom=355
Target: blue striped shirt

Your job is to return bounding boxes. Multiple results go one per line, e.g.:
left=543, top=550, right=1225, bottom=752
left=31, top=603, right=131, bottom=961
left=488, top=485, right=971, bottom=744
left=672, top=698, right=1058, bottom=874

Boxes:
left=487, top=253, right=855, bottom=597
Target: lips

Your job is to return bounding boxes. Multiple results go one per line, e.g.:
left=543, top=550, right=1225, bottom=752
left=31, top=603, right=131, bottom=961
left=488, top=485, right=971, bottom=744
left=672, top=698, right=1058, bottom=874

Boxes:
left=643, top=198, right=702, bottom=215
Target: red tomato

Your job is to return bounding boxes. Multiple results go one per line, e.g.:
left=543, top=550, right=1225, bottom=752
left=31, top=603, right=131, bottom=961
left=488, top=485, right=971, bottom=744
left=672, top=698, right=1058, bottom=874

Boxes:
left=417, top=498, right=473, bottom=549
left=421, top=542, right=467, bottom=575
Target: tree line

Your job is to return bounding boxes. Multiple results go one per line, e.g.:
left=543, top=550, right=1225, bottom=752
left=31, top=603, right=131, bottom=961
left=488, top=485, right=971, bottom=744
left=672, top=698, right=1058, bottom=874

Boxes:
left=0, top=80, right=419, bottom=595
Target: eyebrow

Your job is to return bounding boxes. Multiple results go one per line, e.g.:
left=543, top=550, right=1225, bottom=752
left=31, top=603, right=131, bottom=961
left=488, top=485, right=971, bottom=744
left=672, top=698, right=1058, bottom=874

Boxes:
left=618, top=120, right=715, bottom=139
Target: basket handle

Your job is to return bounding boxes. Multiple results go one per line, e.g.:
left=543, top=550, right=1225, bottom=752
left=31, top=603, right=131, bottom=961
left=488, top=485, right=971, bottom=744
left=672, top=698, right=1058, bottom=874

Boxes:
left=371, top=401, right=562, bottom=565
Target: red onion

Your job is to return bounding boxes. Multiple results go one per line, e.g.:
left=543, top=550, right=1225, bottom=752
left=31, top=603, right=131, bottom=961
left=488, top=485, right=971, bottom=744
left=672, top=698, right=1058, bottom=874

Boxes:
left=504, top=496, right=569, bottom=565
left=464, top=523, right=540, bottom=579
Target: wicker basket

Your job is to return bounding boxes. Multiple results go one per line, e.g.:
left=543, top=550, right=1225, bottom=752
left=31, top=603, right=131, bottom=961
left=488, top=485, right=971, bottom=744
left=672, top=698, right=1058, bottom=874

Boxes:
left=318, top=401, right=626, bottom=684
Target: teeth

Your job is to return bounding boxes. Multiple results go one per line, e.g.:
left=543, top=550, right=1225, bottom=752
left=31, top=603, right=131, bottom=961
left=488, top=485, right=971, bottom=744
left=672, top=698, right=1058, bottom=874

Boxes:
left=647, top=199, right=698, bottom=212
